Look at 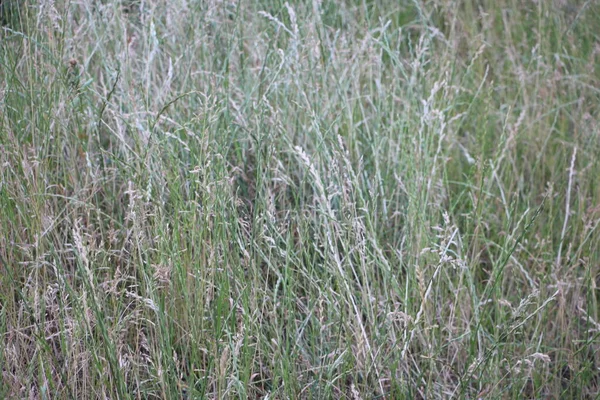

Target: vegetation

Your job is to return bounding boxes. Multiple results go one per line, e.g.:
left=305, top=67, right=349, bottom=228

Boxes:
left=1, top=0, right=599, bottom=398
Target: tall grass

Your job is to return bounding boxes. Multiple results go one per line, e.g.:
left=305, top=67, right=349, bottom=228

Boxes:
left=1, top=0, right=599, bottom=398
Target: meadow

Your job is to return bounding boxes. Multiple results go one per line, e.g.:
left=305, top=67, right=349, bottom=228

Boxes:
left=1, top=0, right=599, bottom=398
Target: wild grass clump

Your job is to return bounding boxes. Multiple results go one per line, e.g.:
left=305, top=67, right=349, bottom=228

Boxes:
left=1, top=0, right=599, bottom=398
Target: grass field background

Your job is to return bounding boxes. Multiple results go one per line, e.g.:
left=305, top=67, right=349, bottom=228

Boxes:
left=1, top=0, right=600, bottom=398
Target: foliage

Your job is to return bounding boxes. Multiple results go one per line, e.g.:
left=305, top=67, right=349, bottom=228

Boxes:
left=1, top=0, right=599, bottom=398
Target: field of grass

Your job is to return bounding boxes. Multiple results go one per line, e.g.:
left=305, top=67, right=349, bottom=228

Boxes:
left=1, top=0, right=600, bottom=398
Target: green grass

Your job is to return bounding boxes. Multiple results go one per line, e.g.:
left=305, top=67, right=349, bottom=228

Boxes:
left=1, top=0, right=599, bottom=398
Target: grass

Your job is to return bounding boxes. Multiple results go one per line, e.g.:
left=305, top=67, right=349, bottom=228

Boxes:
left=1, top=0, right=599, bottom=398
